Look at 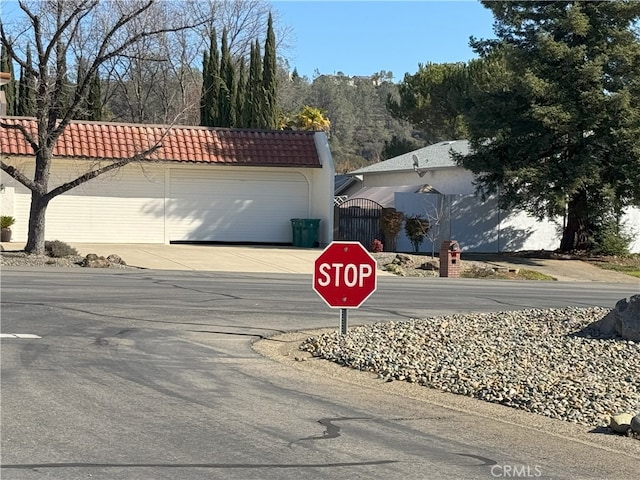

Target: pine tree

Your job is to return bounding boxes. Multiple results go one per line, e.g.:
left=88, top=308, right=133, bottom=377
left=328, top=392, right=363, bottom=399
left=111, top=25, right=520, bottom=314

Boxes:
left=459, top=1, right=640, bottom=252
left=261, top=13, right=278, bottom=129
left=1, top=42, right=16, bottom=115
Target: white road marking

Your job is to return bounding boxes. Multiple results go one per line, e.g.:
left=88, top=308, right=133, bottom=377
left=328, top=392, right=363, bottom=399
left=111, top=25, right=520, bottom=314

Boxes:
left=0, top=333, right=42, bottom=339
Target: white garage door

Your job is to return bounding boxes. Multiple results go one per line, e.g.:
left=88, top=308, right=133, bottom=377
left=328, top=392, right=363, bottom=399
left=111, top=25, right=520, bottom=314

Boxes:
left=12, top=164, right=166, bottom=243
left=169, top=169, right=310, bottom=242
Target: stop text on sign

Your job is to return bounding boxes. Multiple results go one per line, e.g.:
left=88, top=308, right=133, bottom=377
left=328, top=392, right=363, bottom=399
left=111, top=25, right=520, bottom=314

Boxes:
left=316, top=263, right=374, bottom=288
left=313, top=241, right=377, bottom=309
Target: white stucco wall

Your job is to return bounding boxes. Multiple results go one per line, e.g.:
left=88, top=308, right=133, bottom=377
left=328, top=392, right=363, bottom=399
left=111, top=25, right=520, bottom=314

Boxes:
left=395, top=193, right=561, bottom=253
left=313, top=132, right=335, bottom=246
left=0, top=185, right=15, bottom=216
left=622, top=206, right=640, bottom=253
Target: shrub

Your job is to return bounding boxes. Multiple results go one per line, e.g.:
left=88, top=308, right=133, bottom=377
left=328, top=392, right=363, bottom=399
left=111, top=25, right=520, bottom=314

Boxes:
left=404, top=215, right=430, bottom=253
left=380, top=209, right=404, bottom=252
left=1, top=216, right=16, bottom=229
left=45, top=240, right=79, bottom=258
left=592, top=222, right=633, bottom=256
left=370, top=238, right=383, bottom=253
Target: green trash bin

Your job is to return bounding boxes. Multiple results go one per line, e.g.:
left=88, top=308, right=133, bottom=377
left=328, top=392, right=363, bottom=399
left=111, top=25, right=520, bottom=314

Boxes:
left=291, top=219, right=303, bottom=247
left=290, top=218, right=321, bottom=247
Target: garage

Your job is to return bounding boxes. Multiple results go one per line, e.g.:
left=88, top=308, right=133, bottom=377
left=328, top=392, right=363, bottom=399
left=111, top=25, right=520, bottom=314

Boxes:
left=1, top=119, right=335, bottom=246
left=168, top=169, right=310, bottom=243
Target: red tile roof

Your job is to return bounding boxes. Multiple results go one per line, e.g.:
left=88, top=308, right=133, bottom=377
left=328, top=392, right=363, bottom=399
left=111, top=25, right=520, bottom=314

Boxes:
left=0, top=117, right=322, bottom=168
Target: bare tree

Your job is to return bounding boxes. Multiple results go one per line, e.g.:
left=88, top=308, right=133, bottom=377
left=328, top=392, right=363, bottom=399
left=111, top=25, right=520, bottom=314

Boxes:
left=101, top=0, right=292, bottom=125
left=0, top=0, right=206, bottom=254
left=422, top=194, right=449, bottom=257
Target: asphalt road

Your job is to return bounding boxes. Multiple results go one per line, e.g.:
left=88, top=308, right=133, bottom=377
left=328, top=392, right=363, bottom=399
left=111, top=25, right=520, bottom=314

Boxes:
left=1, top=268, right=639, bottom=480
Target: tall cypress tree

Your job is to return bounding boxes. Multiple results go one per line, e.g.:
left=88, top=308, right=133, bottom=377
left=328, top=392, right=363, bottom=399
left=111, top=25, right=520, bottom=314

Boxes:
left=248, top=39, right=262, bottom=128
left=1, top=42, right=16, bottom=115
left=218, top=29, right=235, bottom=127
left=235, top=57, right=248, bottom=127
left=200, top=30, right=220, bottom=127
left=73, top=59, right=102, bottom=121
left=75, top=60, right=90, bottom=120
left=200, top=48, right=211, bottom=125
left=17, top=45, right=36, bottom=117
left=87, top=73, right=102, bottom=121
left=261, top=13, right=278, bottom=129
left=53, top=37, right=70, bottom=119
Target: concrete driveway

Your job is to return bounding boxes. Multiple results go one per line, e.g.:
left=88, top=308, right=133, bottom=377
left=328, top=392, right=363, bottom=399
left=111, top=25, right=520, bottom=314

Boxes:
left=67, top=243, right=323, bottom=274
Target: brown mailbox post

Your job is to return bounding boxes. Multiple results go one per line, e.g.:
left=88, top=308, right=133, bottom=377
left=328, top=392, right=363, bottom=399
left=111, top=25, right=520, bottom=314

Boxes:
left=439, top=240, right=461, bottom=278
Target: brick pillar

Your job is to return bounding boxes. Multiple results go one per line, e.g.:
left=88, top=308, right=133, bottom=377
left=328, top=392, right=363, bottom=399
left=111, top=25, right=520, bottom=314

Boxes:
left=439, top=240, right=461, bottom=277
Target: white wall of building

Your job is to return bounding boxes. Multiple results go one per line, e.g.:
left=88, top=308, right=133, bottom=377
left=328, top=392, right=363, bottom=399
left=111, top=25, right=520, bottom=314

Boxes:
left=622, top=206, right=640, bottom=253
left=312, top=132, right=335, bottom=246
left=395, top=193, right=561, bottom=253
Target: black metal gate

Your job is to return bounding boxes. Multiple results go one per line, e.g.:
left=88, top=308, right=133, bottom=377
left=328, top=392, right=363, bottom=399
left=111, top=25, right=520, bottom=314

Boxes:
left=335, top=198, right=383, bottom=249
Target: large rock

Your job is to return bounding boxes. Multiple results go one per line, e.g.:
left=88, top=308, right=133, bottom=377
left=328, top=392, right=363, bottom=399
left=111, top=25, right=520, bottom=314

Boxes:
left=107, top=254, right=126, bottom=265
left=609, top=412, right=634, bottom=434
left=590, top=295, right=640, bottom=342
left=82, top=253, right=111, bottom=268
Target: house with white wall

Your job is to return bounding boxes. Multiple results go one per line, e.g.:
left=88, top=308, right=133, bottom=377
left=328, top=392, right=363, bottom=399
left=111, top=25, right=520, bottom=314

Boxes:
left=0, top=117, right=335, bottom=246
left=349, top=140, right=640, bottom=253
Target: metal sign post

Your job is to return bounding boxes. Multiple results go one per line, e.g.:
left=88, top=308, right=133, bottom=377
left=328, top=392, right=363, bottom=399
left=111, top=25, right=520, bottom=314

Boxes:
left=340, top=308, right=348, bottom=336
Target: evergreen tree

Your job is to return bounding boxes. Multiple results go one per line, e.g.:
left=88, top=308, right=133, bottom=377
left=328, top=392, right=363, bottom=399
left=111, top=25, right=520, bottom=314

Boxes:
left=200, top=49, right=211, bottom=125
left=87, top=73, right=102, bottom=121
left=74, top=60, right=97, bottom=121
left=17, top=65, right=24, bottom=115
left=200, top=30, right=220, bottom=127
left=459, top=1, right=640, bottom=252
left=53, top=36, right=71, bottom=118
left=261, top=13, right=278, bottom=129
left=381, top=135, right=421, bottom=160
left=247, top=39, right=262, bottom=128
left=218, top=29, right=235, bottom=127
left=387, top=62, right=469, bottom=143
left=236, top=57, right=248, bottom=127
left=1, top=42, right=16, bottom=115
left=17, top=45, right=36, bottom=117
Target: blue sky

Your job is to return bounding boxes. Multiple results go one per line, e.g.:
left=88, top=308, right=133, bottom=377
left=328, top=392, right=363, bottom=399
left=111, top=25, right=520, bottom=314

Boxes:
left=271, top=0, right=496, bottom=81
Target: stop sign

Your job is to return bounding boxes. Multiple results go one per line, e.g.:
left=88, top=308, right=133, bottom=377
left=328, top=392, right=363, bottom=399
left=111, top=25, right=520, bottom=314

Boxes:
left=313, top=241, right=377, bottom=308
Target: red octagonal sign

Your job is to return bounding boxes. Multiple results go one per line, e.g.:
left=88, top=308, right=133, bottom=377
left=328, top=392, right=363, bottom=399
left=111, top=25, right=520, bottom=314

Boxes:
left=313, top=241, right=377, bottom=308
